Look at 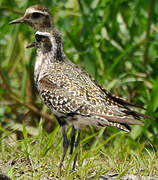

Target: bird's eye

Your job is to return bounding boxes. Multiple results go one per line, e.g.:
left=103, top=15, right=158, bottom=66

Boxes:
left=35, top=34, right=48, bottom=43
left=32, top=12, right=41, bottom=18
left=35, top=34, right=43, bottom=42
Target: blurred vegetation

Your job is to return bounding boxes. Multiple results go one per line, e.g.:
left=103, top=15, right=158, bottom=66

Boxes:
left=0, top=0, right=158, bottom=178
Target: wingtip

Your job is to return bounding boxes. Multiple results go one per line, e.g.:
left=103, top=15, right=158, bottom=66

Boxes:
left=134, top=112, right=155, bottom=121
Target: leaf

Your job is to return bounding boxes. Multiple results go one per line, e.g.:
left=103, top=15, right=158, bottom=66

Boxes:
left=149, top=76, right=158, bottom=112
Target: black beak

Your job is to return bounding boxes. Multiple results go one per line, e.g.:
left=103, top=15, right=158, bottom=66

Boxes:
left=9, top=17, right=25, bottom=25
left=26, top=42, right=36, bottom=48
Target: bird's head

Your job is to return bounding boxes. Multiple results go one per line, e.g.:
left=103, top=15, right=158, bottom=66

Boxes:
left=27, top=30, right=64, bottom=61
left=9, top=5, right=53, bottom=31
left=35, top=31, right=53, bottom=53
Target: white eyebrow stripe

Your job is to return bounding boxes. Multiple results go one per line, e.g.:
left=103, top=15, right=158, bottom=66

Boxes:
left=25, top=8, right=49, bottom=16
left=36, top=31, right=51, bottom=37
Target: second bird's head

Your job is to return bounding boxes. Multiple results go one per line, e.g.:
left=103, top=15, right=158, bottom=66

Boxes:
left=27, top=31, right=54, bottom=52
left=9, top=5, right=53, bottom=31
left=27, top=31, right=64, bottom=60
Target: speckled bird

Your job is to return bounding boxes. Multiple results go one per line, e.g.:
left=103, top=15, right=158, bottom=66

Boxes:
left=27, top=30, right=152, bottom=170
left=9, top=5, right=153, bottom=171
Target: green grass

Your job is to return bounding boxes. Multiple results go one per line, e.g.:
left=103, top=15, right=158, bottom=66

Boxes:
left=0, top=124, right=158, bottom=179
left=0, top=0, right=158, bottom=179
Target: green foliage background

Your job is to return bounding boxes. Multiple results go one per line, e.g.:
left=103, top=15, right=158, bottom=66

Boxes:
left=0, top=0, right=158, bottom=178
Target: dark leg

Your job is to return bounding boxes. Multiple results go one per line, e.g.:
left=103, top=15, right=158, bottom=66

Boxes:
left=70, top=126, right=76, bottom=155
left=59, top=125, right=69, bottom=171
left=72, top=129, right=81, bottom=170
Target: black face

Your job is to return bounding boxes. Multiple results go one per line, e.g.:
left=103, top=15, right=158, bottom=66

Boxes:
left=35, top=34, right=46, bottom=42
left=35, top=34, right=52, bottom=52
